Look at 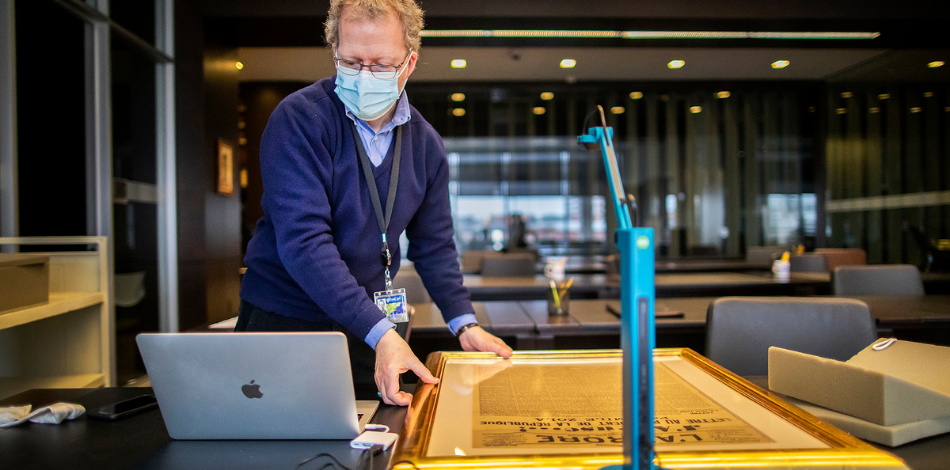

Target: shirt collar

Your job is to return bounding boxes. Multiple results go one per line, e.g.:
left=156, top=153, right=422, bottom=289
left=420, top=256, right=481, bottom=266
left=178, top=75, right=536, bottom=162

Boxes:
left=344, top=91, right=412, bottom=135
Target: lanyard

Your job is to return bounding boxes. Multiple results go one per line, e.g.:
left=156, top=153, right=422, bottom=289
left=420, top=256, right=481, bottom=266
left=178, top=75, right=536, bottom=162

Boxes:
left=350, top=121, right=402, bottom=290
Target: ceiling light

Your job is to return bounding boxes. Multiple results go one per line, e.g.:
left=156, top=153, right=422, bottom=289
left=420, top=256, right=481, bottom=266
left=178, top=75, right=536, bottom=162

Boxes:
left=450, top=59, right=467, bottom=68
left=560, top=59, right=576, bottom=68
left=808, top=106, right=816, bottom=112
left=533, top=107, right=546, bottom=115
left=690, top=106, right=702, bottom=114
left=928, top=61, right=944, bottom=68
left=771, top=60, right=790, bottom=69
left=841, top=92, right=852, bottom=98
left=836, top=108, right=847, bottom=114
left=451, top=93, right=466, bottom=102
left=452, top=108, right=466, bottom=117
left=717, top=91, right=731, bottom=99
left=540, top=92, right=554, bottom=100
left=629, top=92, right=643, bottom=100
left=924, top=92, right=934, bottom=98
left=235, top=61, right=244, bottom=70
left=668, top=60, right=685, bottom=69
left=878, top=93, right=891, bottom=100
left=910, top=107, right=922, bottom=113
left=611, top=106, right=625, bottom=114
left=869, top=107, right=880, bottom=114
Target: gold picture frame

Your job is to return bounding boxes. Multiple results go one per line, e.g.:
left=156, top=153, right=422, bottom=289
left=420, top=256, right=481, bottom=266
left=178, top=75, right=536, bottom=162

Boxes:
left=216, top=138, right=235, bottom=196
left=392, top=348, right=906, bottom=470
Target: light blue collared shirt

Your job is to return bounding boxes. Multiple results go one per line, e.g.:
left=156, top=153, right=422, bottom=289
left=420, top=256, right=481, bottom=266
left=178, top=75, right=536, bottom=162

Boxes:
left=345, top=92, right=411, bottom=167
left=342, top=93, right=478, bottom=348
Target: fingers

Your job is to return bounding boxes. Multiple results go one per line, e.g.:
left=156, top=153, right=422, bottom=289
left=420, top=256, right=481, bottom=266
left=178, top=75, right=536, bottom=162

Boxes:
left=409, top=357, right=439, bottom=383
left=460, top=327, right=514, bottom=358
left=374, top=329, right=436, bottom=406
left=486, top=336, right=514, bottom=358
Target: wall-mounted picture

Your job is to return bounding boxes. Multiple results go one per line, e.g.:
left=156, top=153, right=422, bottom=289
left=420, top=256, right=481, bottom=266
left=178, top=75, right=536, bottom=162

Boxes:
left=217, top=139, right=235, bottom=196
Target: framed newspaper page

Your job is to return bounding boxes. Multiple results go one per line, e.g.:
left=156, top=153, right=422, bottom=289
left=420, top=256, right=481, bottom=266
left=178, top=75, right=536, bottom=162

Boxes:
left=391, top=348, right=907, bottom=470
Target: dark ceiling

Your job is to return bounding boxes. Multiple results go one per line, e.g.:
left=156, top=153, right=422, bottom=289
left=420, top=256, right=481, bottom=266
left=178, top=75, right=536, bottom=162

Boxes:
left=201, top=0, right=950, bottom=83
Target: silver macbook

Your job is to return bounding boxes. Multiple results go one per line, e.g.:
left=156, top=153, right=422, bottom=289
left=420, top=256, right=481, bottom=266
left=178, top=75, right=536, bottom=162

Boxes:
left=136, top=332, right=379, bottom=440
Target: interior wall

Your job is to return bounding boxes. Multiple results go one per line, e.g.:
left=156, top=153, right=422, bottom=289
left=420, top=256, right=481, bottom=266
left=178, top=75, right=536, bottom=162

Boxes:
left=14, top=1, right=87, bottom=238
left=203, top=36, right=243, bottom=325
left=175, top=0, right=243, bottom=330
left=199, top=0, right=941, bottom=20
left=238, top=82, right=309, bottom=255
left=825, top=82, right=950, bottom=268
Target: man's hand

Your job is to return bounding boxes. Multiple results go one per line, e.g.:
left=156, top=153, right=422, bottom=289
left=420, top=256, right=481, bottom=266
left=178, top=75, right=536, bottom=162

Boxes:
left=459, top=326, right=513, bottom=358
left=374, top=328, right=437, bottom=406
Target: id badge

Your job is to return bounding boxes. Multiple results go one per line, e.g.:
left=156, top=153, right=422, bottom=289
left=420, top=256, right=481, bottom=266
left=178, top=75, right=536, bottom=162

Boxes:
left=374, top=288, right=409, bottom=323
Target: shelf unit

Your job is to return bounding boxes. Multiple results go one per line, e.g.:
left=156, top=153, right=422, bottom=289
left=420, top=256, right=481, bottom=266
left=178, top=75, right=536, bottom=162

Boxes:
left=0, top=236, right=114, bottom=399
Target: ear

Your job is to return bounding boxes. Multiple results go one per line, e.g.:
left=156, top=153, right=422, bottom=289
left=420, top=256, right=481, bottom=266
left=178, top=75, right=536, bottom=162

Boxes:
left=403, top=50, right=418, bottom=78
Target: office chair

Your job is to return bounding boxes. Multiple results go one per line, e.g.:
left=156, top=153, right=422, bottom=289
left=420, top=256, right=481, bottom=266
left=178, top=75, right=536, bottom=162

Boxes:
left=815, top=248, right=867, bottom=272
left=705, top=297, right=877, bottom=376
left=789, top=253, right=828, bottom=273
left=459, top=250, right=486, bottom=273
left=832, top=264, right=924, bottom=296
left=746, top=246, right=786, bottom=265
left=479, top=252, right=537, bottom=277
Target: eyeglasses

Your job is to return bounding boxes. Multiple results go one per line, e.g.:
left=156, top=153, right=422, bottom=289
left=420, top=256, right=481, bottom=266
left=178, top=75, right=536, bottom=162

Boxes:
left=333, top=49, right=413, bottom=80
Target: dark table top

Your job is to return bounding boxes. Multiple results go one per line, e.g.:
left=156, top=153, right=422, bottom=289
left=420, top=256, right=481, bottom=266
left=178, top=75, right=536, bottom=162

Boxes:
left=0, top=387, right=406, bottom=470
left=525, top=295, right=950, bottom=332
left=4, top=377, right=946, bottom=470
left=409, top=295, right=950, bottom=352
left=463, top=272, right=830, bottom=301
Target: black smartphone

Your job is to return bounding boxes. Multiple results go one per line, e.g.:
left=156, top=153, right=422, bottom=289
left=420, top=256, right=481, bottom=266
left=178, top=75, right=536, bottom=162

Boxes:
left=87, top=394, right=159, bottom=421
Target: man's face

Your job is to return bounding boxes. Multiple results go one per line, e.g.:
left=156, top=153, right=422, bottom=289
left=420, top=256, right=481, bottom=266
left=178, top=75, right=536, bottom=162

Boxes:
left=334, top=7, right=416, bottom=91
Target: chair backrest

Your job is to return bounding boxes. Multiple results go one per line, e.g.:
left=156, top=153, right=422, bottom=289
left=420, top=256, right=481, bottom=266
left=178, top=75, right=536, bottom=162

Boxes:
left=480, top=253, right=537, bottom=277
left=705, top=297, right=877, bottom=376
left=746, top=246, right=786, bottom=265
left=115, top=271, right=147, bottom=308
left=391, top=265, right=431, bottom=304
left=789, top=253, right=828, bottom=273
left=815, top=248, right=867, bottom=272
left=460, top=250, right=493, bottom=272
left=832, top=264, right=924, bottom=296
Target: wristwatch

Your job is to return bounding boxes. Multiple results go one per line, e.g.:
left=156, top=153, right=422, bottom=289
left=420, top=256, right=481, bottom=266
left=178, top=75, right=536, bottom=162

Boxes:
left=454, top=322, right=479, bottom=337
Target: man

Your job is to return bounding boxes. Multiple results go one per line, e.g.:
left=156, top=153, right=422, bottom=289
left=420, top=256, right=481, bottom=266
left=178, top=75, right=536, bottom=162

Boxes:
left=237, top=0, right=512, bottom=406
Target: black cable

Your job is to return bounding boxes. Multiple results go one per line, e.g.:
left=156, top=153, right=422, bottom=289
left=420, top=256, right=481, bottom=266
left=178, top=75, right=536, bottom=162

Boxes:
left=580, top=107, right=599, bottom=136
left=627, top=194, right=639, bottom=228
left=295, top=453, right=352, bottom=470
left=355, top=445, right=384, bottom=470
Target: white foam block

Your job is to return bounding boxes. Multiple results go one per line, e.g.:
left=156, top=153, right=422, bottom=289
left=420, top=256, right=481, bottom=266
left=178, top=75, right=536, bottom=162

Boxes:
left=783, top=395, right=950, bottom=447
left=768, top=346, right=950, bottom=426
left=848, top=340, right=950, bottom=393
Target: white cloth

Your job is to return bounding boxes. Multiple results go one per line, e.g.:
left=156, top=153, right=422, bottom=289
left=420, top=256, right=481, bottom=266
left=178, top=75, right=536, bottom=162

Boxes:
left=0, top=403, right=85, bottom=428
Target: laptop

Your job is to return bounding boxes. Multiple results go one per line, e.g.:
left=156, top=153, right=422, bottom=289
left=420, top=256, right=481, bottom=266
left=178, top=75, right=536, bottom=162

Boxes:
left=136, top=332, right=379, bottom=440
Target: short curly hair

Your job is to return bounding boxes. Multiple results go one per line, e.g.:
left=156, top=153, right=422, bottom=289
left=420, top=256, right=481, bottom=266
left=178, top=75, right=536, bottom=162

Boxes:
left=324, top=0, right=424, bottom=54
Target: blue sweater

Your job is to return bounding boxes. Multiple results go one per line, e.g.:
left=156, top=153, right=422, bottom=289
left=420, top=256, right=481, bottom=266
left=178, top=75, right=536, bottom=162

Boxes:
left=240, top=77, right=473, bottom=341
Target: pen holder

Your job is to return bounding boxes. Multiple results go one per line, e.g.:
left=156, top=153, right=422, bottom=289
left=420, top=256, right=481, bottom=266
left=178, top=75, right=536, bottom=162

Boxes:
left=547, top=286, right=570, bottom=316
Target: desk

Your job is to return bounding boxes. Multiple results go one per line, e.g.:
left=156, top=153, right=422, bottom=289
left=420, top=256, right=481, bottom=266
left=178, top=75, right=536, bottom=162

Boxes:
left=0, top=387, right=406, bottom=470
left=533, top=295, right=950, bottom=348
left=654, top=259, right=771, bottom=273
left=463, top=272, right=830, bottom=301
left=408, top=295, right=950, bottom=358
left=4, top=380, right=946, bottom=470
left=462, top=274, right=611, bottom=300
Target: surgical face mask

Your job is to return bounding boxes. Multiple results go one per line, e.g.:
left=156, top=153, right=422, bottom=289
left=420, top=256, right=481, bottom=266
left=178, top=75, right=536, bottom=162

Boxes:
left=334, top=64, right=408, bottom=121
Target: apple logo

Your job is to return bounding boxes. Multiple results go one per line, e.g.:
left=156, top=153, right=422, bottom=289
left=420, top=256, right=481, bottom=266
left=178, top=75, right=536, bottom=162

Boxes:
left=241, top=380, right=263, bottom=399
